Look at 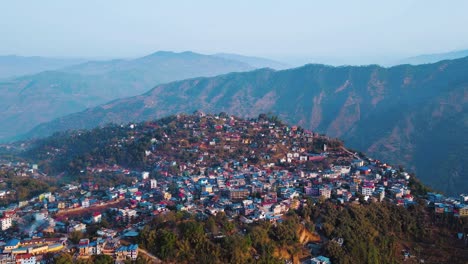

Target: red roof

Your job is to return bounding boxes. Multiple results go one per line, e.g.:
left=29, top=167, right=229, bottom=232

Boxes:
left=16, top=254, right=33, bottom=260
left=93, top=212, right=102, bottom=217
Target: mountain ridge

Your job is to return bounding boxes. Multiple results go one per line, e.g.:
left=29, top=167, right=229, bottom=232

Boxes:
left=213, top=52, right=290, bottom=70
left=0, top=51, right=284, bottom=141
left=0, top=55, right=86, bottom=79
left=399, top=49, right=468, bottom=65
left=23, top=56, right=468, bottom=194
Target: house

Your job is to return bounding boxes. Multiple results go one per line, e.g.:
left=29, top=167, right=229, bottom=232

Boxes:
left=228, top=189, right=250, bottom=200
left=310, top=255, right=331, bottom=264
left=115, top=244, right=138, bottom=261
left=357, top=166, right=371, bottom=175
left=4, top=239, right=20, bottom=252
left=68, top=222, right=87, bottom=233
left=1, top=216, right=12, bottom=230
left=352, top=159, right=364, bottom=167
left=459, top=194, right=468, bottom=203
left=150, top=179, right=157, bottom=189
left=81, top=198, right=90, bottom=208
left=373, top=187, right=385, bottom=202
left=141, top=171, right=149, bottom=180
left=319, top=187, right=331, bottom=199
left=118, top=208, right=137, bottom=222
left=92, top=212, right=102, bottom=223
left=78, top=238, right=90, bottom=256
left=97, top=228, right=118, bottom=238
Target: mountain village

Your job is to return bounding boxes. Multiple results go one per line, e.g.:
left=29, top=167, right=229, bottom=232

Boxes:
left=0, top=113, right=467, bottom=263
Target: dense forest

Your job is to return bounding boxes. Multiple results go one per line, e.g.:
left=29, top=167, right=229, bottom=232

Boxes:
left=137, top=199, right=468, bottom=263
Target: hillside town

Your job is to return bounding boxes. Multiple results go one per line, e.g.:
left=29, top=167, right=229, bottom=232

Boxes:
left=0, top=113, right=467, bottom=263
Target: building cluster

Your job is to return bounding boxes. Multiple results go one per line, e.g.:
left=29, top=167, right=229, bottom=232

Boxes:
left=0, top=113, right=467, bottom=263
left=429, top=192, right=468, bottom=217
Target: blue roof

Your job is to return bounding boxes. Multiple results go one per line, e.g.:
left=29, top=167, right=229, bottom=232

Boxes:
left=116, top=246, right=127, bottom=252
left=116, top=244, right=138, bottom=252
left=123, top=231, right=139, bottom=237
left=315, top=256, right=331, bottom=263
left=5, top=239, right=20, bottom=247
left=129, top=244, right=138, bottom=250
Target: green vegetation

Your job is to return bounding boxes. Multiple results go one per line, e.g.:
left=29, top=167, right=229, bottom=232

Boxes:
left=0, top=166, right=55, bottom=205
left=137, top=200, right=468, bottom=263
left=138, top=211, right=306, bottom=264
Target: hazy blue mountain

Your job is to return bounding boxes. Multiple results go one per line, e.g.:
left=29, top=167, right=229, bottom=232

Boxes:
left=0, top=51, right=255, bottom=142
left=24, top=58, right=468, bottom=195
left=399, top=49, right=468, bottom=65
left=213, top=53, right=290, bottom=70
left=0, top=55, right=86, bottom=79
left=63, top=51, right=253, bottom=79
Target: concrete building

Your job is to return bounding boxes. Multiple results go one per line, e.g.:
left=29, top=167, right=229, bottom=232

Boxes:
left=1, top=217, right=12, bottom=231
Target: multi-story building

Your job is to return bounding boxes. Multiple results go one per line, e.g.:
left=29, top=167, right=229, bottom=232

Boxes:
left=318, top=187, right=331, bottom=199
left=228, top=189, right=250, bottom=200
left=1, top=217, right=12, bottom=231
left=360, top=183, right=375, bottom=196
left=460, top=206, right=468, bottom=217
left=15, top=254, right=36, bottom=264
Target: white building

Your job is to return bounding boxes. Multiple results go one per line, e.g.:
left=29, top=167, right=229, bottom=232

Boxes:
left=150, top=179, right=157, bottom=189
left=319, top=187, right=331, bottom=199
left=81, top=198, right=90, bottom=208
left=360, top=184, right=375, bottom=196
left=16, top=254, right=36, bottom=264
left=69, top=222, right=87, bottom=233
left=119, top=208, right=137, bottom=222
left=1, top=217, right=12, bottom=230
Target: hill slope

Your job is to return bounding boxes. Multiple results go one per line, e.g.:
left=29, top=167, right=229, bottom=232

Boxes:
left=0, top=51, right=255, bottom=141
left=25, top=58, right=468, bottom=194
left=0, top=55, right=85, bottom=79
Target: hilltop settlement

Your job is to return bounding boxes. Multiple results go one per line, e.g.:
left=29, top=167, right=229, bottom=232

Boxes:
left=0, top=113, right=467, bottom=263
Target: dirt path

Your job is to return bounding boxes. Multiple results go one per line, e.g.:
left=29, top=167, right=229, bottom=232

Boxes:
left=137, top=247, right=163, bottom=263
left=341, top=146, right=360, bottom=159
left=55, top=198, right=125, bottom=217
left=120, top=239, right=162, bottom=263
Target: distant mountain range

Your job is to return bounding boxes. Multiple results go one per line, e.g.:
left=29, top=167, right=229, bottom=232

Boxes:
left=0, top=51, right=286, bottom=141
left=0, top=55, right=86, bottom=79
left=399, top=49, right=468, bottom=65
left=24, top=57, right=468, bottom=195
left=213, top=53, right=290, bottom=70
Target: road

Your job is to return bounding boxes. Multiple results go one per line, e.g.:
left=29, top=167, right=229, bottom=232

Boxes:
left=341, top=146, right=360, bottom=159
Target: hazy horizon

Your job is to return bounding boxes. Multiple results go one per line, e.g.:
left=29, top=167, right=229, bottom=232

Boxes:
left=1, top=1, right=468, bottom=66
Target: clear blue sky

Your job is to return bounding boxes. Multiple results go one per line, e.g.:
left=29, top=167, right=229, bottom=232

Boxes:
left=1, top=0, right=468, bottom=64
